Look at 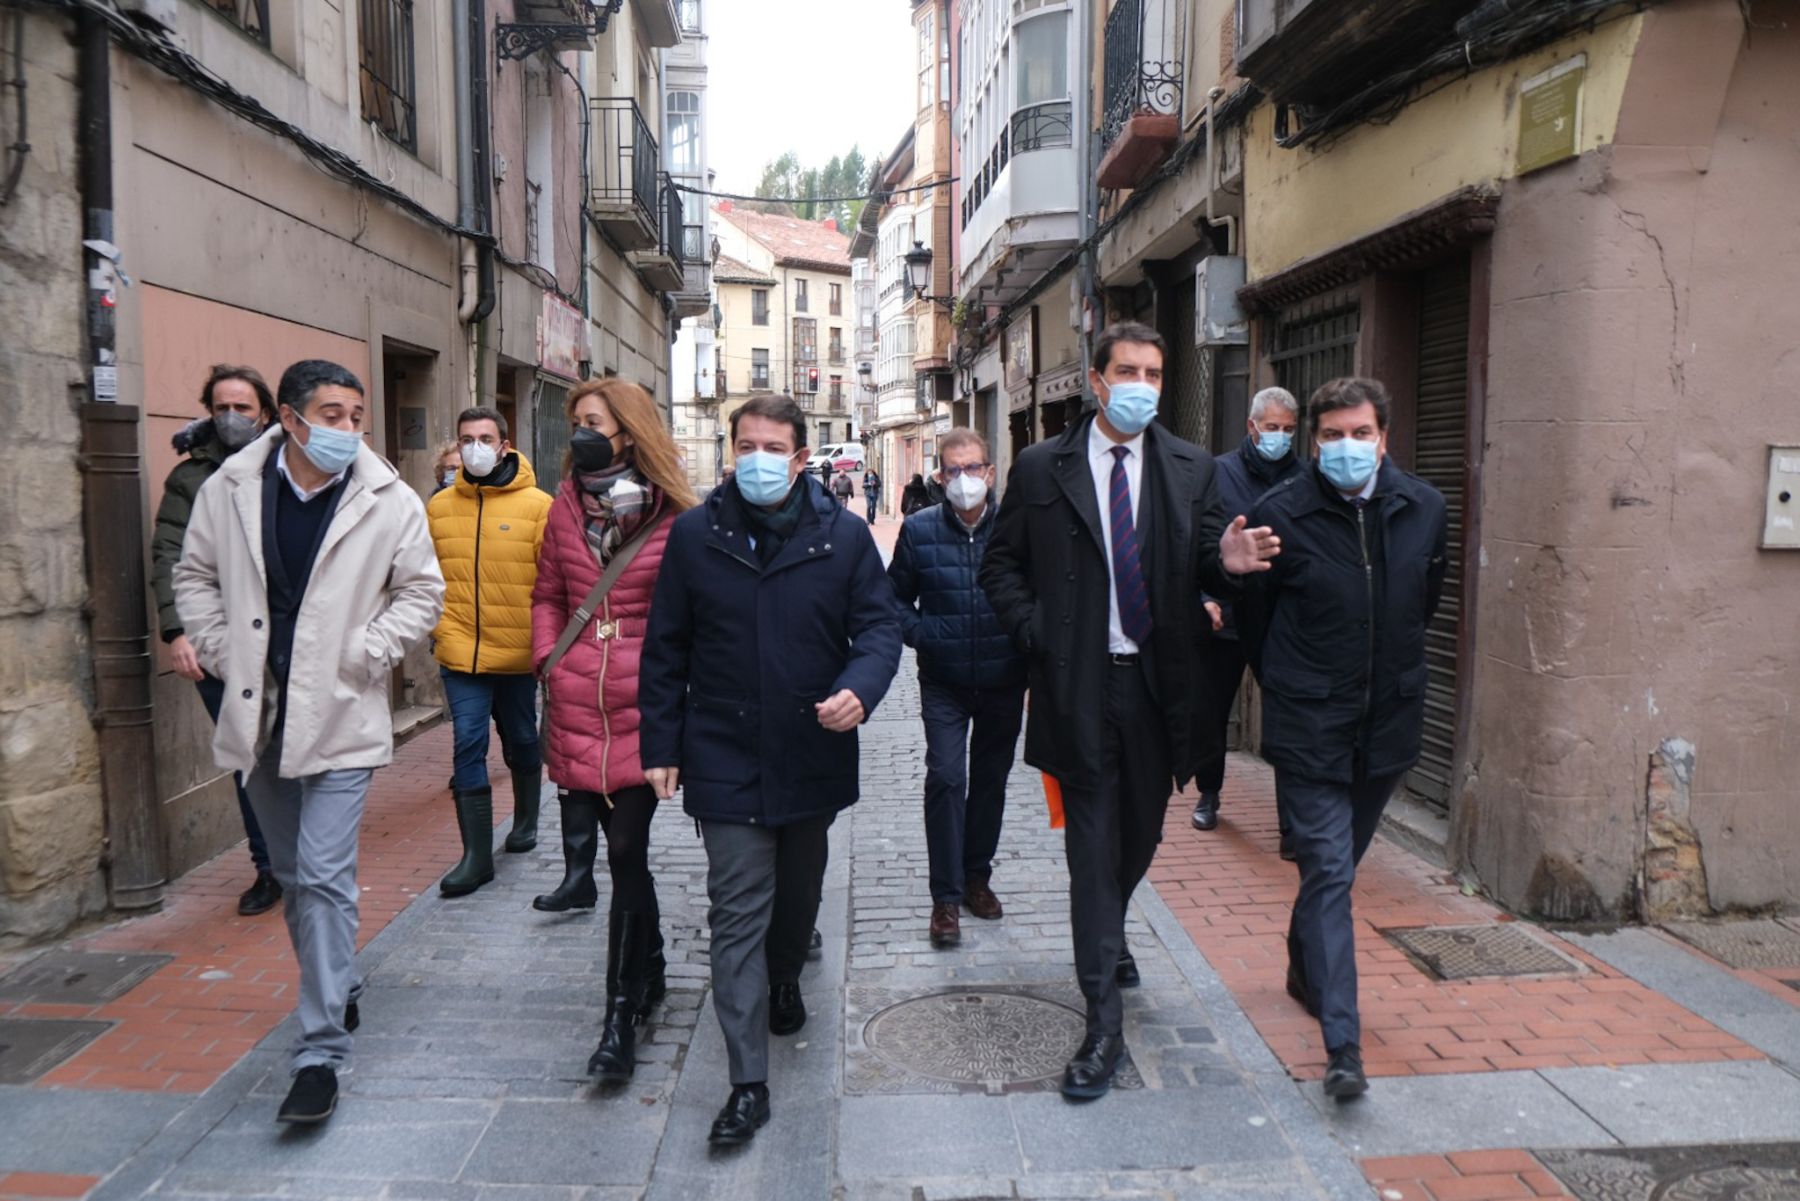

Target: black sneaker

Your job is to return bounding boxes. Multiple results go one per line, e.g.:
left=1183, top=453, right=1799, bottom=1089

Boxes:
left=807, top=927, right=823, bottom=960
left=276, top=1065, right=338, bottom=1124
left=1322, top=1044, right=1368, bottom=1101
left=238, top=870, right=282, bottom=916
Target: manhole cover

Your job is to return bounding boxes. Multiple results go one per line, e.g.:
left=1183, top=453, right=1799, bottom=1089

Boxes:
left=1663, top=919, right=1800, bottom=970
left=0, top=951, right=173, bottom=1005
left=1384, top=924, right=1582, bottom=980
left=0, top=1018, right=114, bottom=1084
left=1537, top=1141, right=1800, bottom=1200
left=865, top=990, right=1088, bottom=1088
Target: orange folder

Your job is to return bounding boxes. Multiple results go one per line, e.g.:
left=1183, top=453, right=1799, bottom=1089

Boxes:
left=1042, top=773, right=1065, bottom=829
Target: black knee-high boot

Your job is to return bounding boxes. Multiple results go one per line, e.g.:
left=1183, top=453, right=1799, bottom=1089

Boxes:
left=588, top=910, right=653, bottom=1082
left=533, top=791, right=599, bottom=912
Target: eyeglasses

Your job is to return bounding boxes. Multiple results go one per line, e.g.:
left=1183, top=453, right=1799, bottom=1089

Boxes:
left=941, top=463, right=989, bottom=479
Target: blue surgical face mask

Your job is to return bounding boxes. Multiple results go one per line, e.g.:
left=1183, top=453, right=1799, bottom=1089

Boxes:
left=295, top=417, right=361, bottom=475
left=1317, top=437, right=1380, bottom=491
left=1099, top=380, right=1160, bottom=436
left=734, top=450, right=796, bottom=506
left=1253, top=429, right=1293, bottom=461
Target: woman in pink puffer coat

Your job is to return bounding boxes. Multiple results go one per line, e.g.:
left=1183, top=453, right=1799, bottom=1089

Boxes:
left=530, top=378, right=697, bottom=1084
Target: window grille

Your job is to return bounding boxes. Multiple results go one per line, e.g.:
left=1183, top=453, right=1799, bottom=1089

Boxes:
left=359, top=0, right=417, bottom=153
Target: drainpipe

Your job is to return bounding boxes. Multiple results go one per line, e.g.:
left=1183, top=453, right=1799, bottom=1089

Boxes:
left=455, top=0, right=496, bottom=416
left=77, top=10, right=165, bottom=911
left=1075, top=0, right=1097, bottom=382
left=1204, top=86, right=1237, bottom=256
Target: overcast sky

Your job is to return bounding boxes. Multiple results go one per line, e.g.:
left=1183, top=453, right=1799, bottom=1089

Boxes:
left=706, top=2, right=917, bottom=196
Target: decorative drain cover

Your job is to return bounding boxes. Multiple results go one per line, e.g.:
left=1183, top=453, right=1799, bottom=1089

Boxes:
left=1536, top=1141, right=1800, bottom=1201
left=0, top=1018, right=113, bottom=1084
left=865, top=990, right=1086, bottom=1086
left=1662, top=919, right=1800, bottom=970
left=0, top=950, right=173, bottom=1005
left=1383, top=924, right=1581, bottom=980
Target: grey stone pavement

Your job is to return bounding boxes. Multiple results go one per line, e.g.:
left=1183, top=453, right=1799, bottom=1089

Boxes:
left=71, top=656, right=1374, bottom=1201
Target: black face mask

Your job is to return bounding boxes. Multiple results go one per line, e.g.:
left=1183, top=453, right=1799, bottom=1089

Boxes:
left=570, top=427, right=616, bottom=473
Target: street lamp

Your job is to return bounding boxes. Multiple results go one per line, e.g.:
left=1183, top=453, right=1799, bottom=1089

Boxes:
left=904, top=241, right=954, bottom=307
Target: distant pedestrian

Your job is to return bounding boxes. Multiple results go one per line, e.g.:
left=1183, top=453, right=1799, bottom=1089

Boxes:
left=531, top=378, right=698, bottom=1085
left=818, top=459, right=833, bottom=490
left=151, top=364, right=281, bottom=918
left=981, top=322, right=1277, bottom=1102
left=900, top=473, right=930, bottom=516
left=831, top=469, right=855, bottom=506
left=640, top=394, right=901, bottom=1147
left=887, top=429, right=1024, bottom=950
left=1238, top=377, right=1447, bottom=1103
left=862, top=466, right=882, bottom=525
left=427, top=408, right=553, bottom=899
left=1191, top=387, right=1303, bottom=838
left=432, top=442, right=461, bottom=494
left=174, top=359, right=444, bottom=1126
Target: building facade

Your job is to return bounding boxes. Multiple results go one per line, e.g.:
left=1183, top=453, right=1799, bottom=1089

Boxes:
left=0, top=0, right=696, bottom=944
left=711, top=204, right=855, bottom=452
left=1088, top=0, right=1800, bottom=919
left=663, top=0, right=718, bottom=486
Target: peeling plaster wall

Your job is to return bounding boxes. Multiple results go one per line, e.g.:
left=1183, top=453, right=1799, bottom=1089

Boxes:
left=1462, top=0, right=1800, bottom=918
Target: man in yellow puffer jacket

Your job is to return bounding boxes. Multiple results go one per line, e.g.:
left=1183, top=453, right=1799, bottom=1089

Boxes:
left=426, top=407, right=555, bottom=897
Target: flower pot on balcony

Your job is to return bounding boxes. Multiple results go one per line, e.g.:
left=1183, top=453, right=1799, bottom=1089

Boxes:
left=1097, top=110, right=1181, bottom=190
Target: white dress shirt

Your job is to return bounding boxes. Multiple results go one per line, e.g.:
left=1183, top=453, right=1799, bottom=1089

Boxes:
left=276, top=439, right=349, bottom=502
left=1089, top=419, right=1146, bottom=654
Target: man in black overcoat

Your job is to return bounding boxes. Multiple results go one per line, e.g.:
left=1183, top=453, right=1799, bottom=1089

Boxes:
left=980, top=322, right=1280, bottom=1100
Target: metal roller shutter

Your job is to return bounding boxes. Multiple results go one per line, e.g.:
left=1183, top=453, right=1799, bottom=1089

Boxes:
left=1405, top=258, right=1470, bottom=812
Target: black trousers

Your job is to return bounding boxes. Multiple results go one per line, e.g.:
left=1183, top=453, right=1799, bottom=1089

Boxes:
left=1193, top=632, right=1248, bottom=796
left=1280, top=771, right=1402, bottom=1052
left=571, top=785, right=659, bottom=915
left=1059, top=660, right=1173, bottom=1037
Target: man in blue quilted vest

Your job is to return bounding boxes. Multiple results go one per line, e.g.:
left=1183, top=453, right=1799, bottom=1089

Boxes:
left=887, top=428, right=1027, bottom=950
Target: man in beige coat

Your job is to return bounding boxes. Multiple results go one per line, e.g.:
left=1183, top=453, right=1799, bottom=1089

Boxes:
left=174, top=359, right=443, bottom=1125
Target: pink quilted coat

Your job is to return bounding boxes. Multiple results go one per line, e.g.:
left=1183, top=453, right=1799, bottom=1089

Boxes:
left=531, top=479, right=673, bottom=797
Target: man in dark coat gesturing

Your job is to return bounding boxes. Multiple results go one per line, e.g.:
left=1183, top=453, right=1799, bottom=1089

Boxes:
left=980, top=322, right=1280, bottom=1100
left=640, top=394, right=901, bottom=1146
left=1238, top=376, right=1447, bottom=1102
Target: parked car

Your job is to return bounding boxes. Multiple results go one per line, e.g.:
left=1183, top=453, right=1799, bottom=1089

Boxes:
left=808, top=442, right=865, bottom=474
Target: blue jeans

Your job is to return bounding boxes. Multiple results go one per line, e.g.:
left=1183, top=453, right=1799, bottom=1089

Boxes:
left=440, top=669, right=542, bottom=790
left=920, top=679, right=1025, bottom=904
left=195, top=674, right=271, bottom=873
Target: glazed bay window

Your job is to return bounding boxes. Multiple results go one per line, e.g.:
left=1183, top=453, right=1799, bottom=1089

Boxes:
left=751, top=349, right=771, bottom=391
left=360, top=0, right=417, bottom=152
left=679, top=0, right=700, bottom=35
left=752, top=288, right=770, bottom=325
left=1015, top=11, right=1069, bottom=119
left=667, top=91, right=700, bottom=174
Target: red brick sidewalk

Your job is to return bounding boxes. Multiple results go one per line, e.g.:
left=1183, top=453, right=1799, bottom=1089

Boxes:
left=1145, top=753, right=1763, bottom=1081
left=3, top=724, right=510, bottom=1100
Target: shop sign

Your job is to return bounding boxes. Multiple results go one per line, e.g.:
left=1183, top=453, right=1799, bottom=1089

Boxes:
left=538, top=295, right=589, bottom=381
left=1003, top=306, right=1037, bottom=392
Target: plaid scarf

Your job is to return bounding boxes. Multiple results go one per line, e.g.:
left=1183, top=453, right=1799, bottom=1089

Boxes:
left=576, top=461, right=658, bottom=563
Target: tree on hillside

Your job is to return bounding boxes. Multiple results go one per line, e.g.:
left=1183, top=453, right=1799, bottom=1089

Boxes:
left=749, top=147, right=871, bottom=231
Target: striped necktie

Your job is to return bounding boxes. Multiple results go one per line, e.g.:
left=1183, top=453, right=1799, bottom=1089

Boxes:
left=1108, top=446, right=1152, bottom=644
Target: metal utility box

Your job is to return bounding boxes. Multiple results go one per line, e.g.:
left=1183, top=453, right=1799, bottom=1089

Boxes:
left=1763, top=445, right=1800, bottom=549
left=1196, top=256, right=1248, bottom=347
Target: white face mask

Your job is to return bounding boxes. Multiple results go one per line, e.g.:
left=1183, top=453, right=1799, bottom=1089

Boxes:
left=461, top=441, right=500, bottom=478
left=946, top=472, right=987, bottom=511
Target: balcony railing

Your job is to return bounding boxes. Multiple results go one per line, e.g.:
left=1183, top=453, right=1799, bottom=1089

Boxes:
left=208, top=0, right=271, bottom=47
left=592, top=96, right=659, bottom=245
left=360, top=0, right=417, bottom=153
left=661, top=177, right=686, bottom=271
left=1012, top=100, right=1073, bottom=153
left=1101, top=0, right=1184, bottom=151
left=681, top=224, right=706, bottom=262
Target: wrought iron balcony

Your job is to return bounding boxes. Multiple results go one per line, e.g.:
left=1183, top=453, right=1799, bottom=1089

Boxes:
left=498, top=0, right=621, bottom=60
left=591, top=97, right=660, bottom=250
left=632, top=176, right=688, bottom=292
left=672, top=223, right=711, bottom=319
left=1098, top=0, right=1183, bottom=188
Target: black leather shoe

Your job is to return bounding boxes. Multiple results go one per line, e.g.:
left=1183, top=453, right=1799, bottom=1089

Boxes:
left=1060, top=1033, right=1125, bottom=1100
left=1285, top=960, right=1319, bottom=1018
left=808, top=927, right=823, bottom=960
left=1323, top=1044, right=1368, bottom=1101
left=1190, top=792, right=1220, bottom=831
left=1115, top=949, right=1140, bottom=988
left=708, top=1083, right=771, bottom=1146
left=1278, top=830, right=1297, bottom=862
left=769, top=981, right=806, bottom=1035
left=345, top=1000, right=360, bottom=1033
left=276, top=1065, right=338, bottom=1124
left=238, top=870, right=282, bottom=916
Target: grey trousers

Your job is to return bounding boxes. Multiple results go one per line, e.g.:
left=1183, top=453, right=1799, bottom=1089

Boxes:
left=701, top=815, right=833, bottom=1086
left=245, top=738, right=373, bottom=1073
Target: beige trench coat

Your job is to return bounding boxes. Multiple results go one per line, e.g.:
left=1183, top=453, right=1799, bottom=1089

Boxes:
left=173, top=428, right=445, bottom=778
